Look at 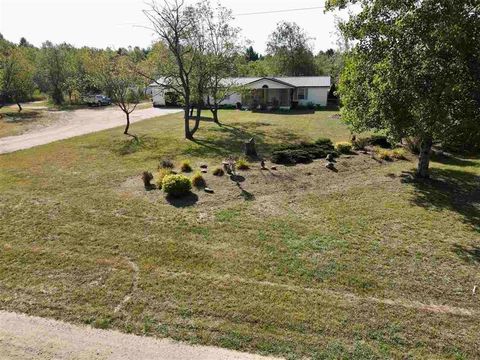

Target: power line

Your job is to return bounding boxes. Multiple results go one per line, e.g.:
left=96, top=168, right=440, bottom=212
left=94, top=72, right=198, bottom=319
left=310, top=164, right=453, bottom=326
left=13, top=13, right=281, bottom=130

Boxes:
left=234, top=6, right=325, bottom=17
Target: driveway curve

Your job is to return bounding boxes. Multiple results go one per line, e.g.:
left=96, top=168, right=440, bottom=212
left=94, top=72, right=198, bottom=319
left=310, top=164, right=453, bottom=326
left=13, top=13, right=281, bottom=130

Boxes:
left=0, top=106, right=181, bottom=154
left=0, top=311, right=279, bottom=360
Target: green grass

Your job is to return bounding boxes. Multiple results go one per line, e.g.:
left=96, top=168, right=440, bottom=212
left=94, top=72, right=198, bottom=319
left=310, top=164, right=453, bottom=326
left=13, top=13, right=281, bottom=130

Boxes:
left=0, top=110, right=479, bottom=359
left=0, top=107, right=46, bottom=138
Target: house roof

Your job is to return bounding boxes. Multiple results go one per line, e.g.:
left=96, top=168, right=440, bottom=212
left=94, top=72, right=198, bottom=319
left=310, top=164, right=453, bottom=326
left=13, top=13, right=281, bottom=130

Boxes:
left=224, top=76, right=331, bottom=88
left=149, top=76, right=331, bottom=89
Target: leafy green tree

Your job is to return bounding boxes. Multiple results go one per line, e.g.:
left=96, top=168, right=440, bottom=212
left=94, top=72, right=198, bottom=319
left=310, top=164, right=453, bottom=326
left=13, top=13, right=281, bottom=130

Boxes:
left=37, top=42, right=74, bottom=105
left=327, top=0, right=480, bottom=178
left=315, top=49, right=344, bottom=84
left=236, top=55, right=276, bottom=77
left=266, top=21, right=316, bottom=76
left=0, top=46, right=36, bottom=111
left=245, top=46, right=260, bottom=62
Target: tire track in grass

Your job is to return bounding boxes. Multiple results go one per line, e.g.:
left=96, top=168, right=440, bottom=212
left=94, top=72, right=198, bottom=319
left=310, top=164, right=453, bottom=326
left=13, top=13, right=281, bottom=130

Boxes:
left=114, top=258, right=139, bottom=314
left=153, top=270, right=478, bottom=317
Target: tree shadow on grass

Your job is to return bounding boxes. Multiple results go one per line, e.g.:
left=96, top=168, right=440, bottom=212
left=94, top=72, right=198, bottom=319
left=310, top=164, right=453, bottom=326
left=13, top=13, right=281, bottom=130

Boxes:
left=401, top=167, right=480, bottom=232
left=166, top=192, right=199, bottom=208
left=431, top=153, right=479, bottom=167
left=183, top=122, right=303, bottom=158
left=1, top=110, right=42, bottom=123
left=452, top=244, right=480, bottom=264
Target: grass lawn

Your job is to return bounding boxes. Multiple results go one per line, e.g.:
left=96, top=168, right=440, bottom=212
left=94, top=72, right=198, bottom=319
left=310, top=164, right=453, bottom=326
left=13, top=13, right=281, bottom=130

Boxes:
left=0, top=110, right=479, bottom=359
left=0, top=107, right=52, bottom=138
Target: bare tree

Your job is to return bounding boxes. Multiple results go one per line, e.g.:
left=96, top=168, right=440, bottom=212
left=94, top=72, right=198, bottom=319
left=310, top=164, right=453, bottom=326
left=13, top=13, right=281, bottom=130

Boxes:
left=203, top=3, right=243, bottom=124
left=100, top=55, right=144, bottom=140
left=144, top=0, right=200, bottom=140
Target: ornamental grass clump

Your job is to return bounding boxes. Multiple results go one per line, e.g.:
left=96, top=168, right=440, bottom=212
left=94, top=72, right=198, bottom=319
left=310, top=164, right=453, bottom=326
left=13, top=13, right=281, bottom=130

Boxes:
left=392, top=148, right=408, bottom=160
left=237, top=158, right=250, bottom=170
left=160, top=159, right=174, bottom=169
left=162, top=174, right=192, bottom=197
left=191, top=172, right=206, bottom=189
left=213, top=167, right=225, bottom=176
left=180, top=160, right=193, bottom=172
left=335, top=142, right=353, bottom=154
left=142, top=171, right=154, bottom=188
left=375, top=147, right=408, bottom=161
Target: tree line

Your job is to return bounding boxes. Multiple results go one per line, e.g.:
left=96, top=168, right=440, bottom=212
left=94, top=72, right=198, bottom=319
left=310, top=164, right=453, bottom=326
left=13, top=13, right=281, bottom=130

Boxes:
left=0, top=0, right=343, bottom=139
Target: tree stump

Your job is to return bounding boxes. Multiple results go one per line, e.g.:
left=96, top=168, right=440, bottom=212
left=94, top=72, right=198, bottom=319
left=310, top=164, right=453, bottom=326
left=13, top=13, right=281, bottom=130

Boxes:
left=244, top=138, right=257, bottom=158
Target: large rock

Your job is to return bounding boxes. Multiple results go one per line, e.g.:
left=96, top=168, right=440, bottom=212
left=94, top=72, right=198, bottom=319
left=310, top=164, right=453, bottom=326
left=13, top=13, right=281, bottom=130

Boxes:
left=244, top=138, right=257, bottom=157
left=325, top=162, right=336, bottom=170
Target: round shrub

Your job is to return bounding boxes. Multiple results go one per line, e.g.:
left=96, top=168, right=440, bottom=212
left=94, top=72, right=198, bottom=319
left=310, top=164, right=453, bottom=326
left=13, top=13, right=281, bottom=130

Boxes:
left=162, top=174, right=192, bottom=197
left=155, top=169, right=175, bottom=189
left=335, top=142, right=353, bottom=154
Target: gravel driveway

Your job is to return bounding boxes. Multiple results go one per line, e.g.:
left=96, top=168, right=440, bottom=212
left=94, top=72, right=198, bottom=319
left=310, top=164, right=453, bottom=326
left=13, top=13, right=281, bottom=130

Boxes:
left=0, top=311, right=278, bottom=360
left=0, top=106, right=181, bottom=154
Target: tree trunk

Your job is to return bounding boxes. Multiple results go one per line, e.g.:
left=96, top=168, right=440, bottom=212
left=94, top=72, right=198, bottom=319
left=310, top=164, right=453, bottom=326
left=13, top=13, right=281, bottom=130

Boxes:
left=17, top=102, right=22, bottom=112
left=184, top=106, right=193, bottom=140
left=212, top=104, right=219, bottom=124
left=190, top=107, right=201, bottom=136
left=53, top=87, right=64, bottom=105
left=123, top=112, right=138, bottom=141
left=124, top=112, right=131, bottom=135
left=416, top=137, right=433, bottom=179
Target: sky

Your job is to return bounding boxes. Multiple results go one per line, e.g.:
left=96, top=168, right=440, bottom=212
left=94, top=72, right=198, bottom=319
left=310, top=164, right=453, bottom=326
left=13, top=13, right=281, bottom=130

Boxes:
left=0, top=0, right=350, bottom=54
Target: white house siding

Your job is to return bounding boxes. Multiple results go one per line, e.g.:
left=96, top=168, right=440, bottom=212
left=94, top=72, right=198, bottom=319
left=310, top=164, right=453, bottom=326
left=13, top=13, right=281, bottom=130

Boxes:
left=298, top=87, right=329, bottom=107
left=219, top=93, right=242, bottom=106
left=151, top=87, right=166, bottom=106
left=246, top=78, right=293, bottom=90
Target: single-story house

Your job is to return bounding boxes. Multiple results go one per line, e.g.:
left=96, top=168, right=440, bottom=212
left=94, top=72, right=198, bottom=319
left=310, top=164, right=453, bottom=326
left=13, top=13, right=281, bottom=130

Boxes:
left=148, top=76, right=331, bottom=110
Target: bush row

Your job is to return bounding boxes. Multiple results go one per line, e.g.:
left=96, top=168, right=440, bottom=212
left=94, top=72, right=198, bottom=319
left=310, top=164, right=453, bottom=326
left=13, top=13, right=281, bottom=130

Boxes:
left=353, top=135, right=393, bottom=150
left=271, top=138, right=336, bottom=165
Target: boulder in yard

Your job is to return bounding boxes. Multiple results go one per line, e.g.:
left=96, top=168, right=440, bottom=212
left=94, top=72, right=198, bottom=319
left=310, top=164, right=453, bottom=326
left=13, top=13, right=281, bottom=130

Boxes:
left=325, top=162, right=336, bottom=170
left=244, top=138, right=258, bottom=158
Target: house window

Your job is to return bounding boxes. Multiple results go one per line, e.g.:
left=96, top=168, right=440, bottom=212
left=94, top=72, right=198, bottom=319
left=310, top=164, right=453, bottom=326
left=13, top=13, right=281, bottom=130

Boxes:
left=297, top=88, right=308, bottom=100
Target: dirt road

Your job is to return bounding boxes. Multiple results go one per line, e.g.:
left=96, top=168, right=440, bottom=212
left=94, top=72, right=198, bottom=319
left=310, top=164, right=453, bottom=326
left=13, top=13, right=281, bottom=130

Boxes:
left=0, top=311, right=279, bottom=360
left=0, top=106, right=180, bottom=154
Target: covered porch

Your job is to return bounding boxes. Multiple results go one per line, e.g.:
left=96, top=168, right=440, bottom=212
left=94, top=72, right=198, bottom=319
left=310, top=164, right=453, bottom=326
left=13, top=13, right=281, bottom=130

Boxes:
left=241, top=78, right=296, bottom=110
left=247, top=88, right=292, bottom=110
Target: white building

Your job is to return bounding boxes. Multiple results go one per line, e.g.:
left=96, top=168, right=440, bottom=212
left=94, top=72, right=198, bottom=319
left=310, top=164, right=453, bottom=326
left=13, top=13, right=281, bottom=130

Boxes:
left=149, top=76, right=331, bottom=109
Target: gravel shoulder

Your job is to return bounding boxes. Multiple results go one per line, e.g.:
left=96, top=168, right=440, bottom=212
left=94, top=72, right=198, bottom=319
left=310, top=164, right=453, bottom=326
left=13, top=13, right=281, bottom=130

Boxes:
left=0, top=311, right=279, bottom=360
left=0, top=106, right=181, bottom=154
